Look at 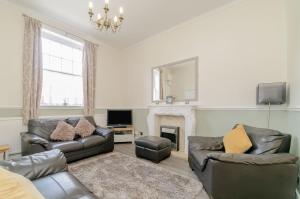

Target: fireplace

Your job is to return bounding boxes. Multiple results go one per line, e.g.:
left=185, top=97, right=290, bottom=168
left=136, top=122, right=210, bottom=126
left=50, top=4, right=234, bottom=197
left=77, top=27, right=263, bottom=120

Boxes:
left=160, top=126, right=179, bottom=151
left=147, top=105, right=196, bottom=154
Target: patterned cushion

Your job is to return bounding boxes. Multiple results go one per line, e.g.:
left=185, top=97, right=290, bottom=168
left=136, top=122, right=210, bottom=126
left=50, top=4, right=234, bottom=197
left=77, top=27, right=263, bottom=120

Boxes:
left=50, top=121, right=75, bottom=141
left=74, top=118, right=96, bottom=138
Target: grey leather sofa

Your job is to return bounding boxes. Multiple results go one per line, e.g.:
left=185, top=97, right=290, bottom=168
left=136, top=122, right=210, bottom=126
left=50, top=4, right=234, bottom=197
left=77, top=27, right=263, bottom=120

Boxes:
left=188, top=125, right=299, bottom=199
left=0, top=149, right=98, bottom=199
left=21, top=116, right=114, bottom=162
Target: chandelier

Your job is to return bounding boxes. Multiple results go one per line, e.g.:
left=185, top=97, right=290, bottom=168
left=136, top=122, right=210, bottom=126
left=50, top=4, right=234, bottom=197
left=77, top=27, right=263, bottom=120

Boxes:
left=88, top=0, right=124, bottom=33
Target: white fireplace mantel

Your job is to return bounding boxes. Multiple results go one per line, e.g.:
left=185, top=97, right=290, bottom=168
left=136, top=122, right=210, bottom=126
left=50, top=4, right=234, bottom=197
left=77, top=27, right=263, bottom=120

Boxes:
left=147, top=105, right=197, bottom=154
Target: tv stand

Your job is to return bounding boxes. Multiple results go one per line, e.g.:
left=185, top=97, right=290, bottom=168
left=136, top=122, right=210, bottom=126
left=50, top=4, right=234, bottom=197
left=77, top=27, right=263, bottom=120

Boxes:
left=110, top=126, right=134, bottom=143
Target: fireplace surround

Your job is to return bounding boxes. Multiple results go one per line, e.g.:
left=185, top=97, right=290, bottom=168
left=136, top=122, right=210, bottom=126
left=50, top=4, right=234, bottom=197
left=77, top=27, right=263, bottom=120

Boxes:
left=147, top=105, right=196, bottom=154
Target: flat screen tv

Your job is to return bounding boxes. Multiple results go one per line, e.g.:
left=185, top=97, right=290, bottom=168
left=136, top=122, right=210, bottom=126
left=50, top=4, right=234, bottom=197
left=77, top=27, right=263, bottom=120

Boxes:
left=107, top=110, right=132, bottom=126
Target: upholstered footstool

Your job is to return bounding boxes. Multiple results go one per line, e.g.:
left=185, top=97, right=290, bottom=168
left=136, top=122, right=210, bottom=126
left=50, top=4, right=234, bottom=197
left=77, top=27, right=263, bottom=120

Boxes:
left=135, top=136, right=172, bottom=163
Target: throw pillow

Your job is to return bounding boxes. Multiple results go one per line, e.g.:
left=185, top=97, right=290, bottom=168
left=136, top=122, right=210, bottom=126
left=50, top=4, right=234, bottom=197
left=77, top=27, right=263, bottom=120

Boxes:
left=223, top=124, right=252, bottom=153
left=0, top=168, right=45, bottom=199
left=74, top=118, right=96, bottom=138
left=50, top=121, right=75, bottom=141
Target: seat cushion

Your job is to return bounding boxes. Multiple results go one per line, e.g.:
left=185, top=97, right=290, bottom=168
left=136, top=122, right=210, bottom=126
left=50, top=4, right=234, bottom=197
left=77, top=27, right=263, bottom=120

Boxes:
left=33, top=172, right=97, bottom=199
left=223, top=124, right=252, bottom=154
left=135, top=136, right=171, bottom=150
left=77, top=135, right=106, bottom=148
left=47, top=141, right=83, bottom=153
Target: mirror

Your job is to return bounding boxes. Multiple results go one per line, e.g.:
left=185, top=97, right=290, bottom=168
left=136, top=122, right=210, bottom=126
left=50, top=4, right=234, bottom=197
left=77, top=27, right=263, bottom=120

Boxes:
left=152, top=57, right=198, bottom=102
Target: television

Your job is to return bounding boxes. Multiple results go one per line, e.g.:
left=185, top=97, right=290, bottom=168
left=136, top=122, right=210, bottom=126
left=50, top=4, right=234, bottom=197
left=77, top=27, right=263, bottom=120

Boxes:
left=107, top=110, right=132, bottom=126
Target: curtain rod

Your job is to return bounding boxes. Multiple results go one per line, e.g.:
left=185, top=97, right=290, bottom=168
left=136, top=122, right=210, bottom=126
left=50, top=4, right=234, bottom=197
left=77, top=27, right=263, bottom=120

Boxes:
left=22, top=14, right=99, bottom=47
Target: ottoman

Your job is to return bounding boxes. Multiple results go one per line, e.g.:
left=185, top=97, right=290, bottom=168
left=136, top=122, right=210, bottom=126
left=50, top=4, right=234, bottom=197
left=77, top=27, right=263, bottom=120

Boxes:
left=135, top=136, right=172, bottom=163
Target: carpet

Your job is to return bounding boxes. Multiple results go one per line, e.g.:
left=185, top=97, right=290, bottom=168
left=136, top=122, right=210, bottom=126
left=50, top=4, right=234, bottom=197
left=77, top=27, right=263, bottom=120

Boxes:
left=69, top=152, right=209, bottom=199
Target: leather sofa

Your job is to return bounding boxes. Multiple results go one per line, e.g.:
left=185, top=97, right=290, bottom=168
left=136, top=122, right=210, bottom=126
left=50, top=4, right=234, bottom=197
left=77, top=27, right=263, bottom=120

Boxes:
left=21, top=116, right=114, bottom=163
left=0, top=149, right=98, bottom=199
left=188, top=125, right=299, bottom=199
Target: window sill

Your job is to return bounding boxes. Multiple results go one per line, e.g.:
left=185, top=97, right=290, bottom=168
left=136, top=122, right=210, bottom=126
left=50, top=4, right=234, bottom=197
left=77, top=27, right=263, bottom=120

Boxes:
left=40, top=106, right=83, bottom=109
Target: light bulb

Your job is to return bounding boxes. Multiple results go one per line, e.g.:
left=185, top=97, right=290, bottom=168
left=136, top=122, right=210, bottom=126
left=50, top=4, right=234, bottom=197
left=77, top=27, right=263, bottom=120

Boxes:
left=119, top=7, right=124, bottom=15
left=114, top=16, right=118, bottom=23
left=88, top=1, right=93, bottom=9
left=97, top=13, right=101, bottom=20
left=105, top=0, right=109, bottom=5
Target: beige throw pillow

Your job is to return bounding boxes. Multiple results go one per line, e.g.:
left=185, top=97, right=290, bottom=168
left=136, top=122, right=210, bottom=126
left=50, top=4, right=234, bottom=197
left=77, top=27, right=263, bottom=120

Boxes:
left=50, top=121, right=75, bottom=141
left=0, top=168, right=45, bottom=199
left=75, top=118, right=96, bottom=138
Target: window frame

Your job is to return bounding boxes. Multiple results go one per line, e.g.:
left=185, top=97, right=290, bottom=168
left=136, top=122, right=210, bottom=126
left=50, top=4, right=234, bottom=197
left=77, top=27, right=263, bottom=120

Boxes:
left=40, top=28, right=84, bottom=108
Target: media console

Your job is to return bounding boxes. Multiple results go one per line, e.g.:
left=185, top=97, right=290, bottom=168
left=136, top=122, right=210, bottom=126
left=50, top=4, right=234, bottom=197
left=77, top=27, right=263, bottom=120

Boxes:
left=109, top=126, right=135, bottom=143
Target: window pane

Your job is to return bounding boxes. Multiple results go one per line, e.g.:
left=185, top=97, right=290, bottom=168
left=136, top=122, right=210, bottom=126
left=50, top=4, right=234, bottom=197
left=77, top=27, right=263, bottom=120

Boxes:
left=41, top=71, right=83, bottom=106
left=61, top=58, right=73, bottom=74
left=41, top=29, right=84, bottom=106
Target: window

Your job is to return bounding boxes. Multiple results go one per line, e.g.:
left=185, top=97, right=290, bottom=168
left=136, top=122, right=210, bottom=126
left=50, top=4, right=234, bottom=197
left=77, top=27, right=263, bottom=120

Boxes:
left=41, top=28, right=84, bottom=106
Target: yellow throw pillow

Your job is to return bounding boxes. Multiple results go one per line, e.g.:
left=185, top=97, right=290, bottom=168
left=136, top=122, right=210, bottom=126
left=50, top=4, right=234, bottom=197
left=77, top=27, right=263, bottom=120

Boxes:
left=223, top=124, right=252, bottom=153
left=0, top=168, right=45, bottom=199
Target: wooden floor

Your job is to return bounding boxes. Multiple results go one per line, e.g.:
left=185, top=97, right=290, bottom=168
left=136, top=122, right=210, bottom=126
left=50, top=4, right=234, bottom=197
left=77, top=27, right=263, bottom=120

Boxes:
left=114, top=143, right=197, bottom=179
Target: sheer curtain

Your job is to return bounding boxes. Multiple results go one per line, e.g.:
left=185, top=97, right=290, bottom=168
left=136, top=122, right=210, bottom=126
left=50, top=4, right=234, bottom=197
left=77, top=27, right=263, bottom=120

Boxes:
left=22, top=15, right=43, bottom=124
left=82, top=41, right=97, bottom=116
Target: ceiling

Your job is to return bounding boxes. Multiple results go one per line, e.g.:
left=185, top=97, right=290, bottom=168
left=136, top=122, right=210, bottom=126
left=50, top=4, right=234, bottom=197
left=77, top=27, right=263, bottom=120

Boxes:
left=9, top=0, right=236, bottom=48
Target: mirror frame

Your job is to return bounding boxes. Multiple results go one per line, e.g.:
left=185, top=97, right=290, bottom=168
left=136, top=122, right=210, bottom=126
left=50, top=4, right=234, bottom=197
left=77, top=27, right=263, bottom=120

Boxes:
left=151, top=56, right=198, bottom=103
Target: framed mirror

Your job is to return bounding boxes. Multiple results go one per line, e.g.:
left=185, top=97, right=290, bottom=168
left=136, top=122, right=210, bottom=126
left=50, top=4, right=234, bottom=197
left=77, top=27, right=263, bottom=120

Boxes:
left=152, top=57, right=198, bottom=103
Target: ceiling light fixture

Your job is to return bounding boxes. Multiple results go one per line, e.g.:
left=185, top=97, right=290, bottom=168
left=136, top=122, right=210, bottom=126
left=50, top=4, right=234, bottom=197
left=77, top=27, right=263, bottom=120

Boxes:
left=88, top=0, right=124, bottom=33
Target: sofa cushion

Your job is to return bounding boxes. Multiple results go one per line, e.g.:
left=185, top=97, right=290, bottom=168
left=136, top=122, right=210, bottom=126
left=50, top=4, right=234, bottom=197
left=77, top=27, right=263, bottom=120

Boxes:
left=77, top=135, right=106, bottom=148
left=33, top=172, right=97, bottom=199
left=223, top=124, right=252, bottom=154
left=0, top=168, right=45, bottom=199
left=29, top=119, right=63, bottom=140
left=135, top=136, right=171, bottom=150
left=235, top=124, right=291, bottom=155
left=74, top=118, right=96, bottom=138
left=66, top=116, right=97, bottom=128
left=47, top=141, right=83, bottom=153
left=50, top=121, right=76, bottom=141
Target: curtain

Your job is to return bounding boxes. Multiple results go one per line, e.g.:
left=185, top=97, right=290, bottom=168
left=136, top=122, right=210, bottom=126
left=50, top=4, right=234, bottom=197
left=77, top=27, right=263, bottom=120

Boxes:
left=22, top=15, right=43, bottom=124
left=82, top=41, right=97, bottom=116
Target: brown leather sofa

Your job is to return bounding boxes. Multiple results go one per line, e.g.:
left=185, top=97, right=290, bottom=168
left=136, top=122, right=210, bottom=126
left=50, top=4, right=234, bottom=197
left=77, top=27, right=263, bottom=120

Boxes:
left=188, top=125, right=299, bottom=199
left=21, top=116, right=114, bottom=163
left=0, top=149, right=98, bottom=199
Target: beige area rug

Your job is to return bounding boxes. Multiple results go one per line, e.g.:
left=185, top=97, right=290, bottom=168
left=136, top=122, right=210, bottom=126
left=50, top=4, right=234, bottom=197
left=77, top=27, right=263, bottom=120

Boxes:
left=69, top=152, right=209, bottom=199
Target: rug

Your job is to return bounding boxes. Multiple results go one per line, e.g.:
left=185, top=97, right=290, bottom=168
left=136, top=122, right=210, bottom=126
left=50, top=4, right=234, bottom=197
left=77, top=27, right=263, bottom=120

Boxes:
left=69, top=152, right=209, bottom=199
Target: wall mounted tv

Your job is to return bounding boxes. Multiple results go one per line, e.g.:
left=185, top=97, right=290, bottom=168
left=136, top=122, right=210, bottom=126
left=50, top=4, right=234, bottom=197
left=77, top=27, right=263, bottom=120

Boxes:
left=107, top=110, right=132, bottom=126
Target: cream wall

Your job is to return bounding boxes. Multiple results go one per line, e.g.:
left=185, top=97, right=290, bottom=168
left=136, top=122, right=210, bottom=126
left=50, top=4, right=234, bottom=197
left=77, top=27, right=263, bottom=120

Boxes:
left=121, top=0, right=287, bottom=108
left=286, top=0, right=300, bottom=108
left=0, top=1, right=125, bottom=109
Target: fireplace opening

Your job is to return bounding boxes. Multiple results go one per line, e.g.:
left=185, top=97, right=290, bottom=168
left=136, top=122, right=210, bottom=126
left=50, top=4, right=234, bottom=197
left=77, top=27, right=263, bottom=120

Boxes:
left=160, top=125, right=179, bottom=151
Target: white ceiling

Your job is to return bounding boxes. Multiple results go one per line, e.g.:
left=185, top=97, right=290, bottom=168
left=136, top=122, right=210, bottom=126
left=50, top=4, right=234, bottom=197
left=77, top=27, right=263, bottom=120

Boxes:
left=9, top=0, right=236, bottom=48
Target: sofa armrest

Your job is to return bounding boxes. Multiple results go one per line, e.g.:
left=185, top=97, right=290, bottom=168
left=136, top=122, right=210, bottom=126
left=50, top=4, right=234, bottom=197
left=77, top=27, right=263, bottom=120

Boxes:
left=207, top=153, right=298, bottom=165
left=94, top=127, right=113, bottom=138
left=21, top=132, right=49, bottom=147
left=0, top=149, right=67, bottom=180
left=188, top=136, right=224, bottom=151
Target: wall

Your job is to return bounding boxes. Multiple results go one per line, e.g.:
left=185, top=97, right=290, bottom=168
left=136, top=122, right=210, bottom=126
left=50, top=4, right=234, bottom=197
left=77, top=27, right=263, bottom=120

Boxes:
left=0, top=1, right=125, bottom=154
left=286, top=0, right=300, bottom=191
left=121, top=0, right=287, bottom=109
